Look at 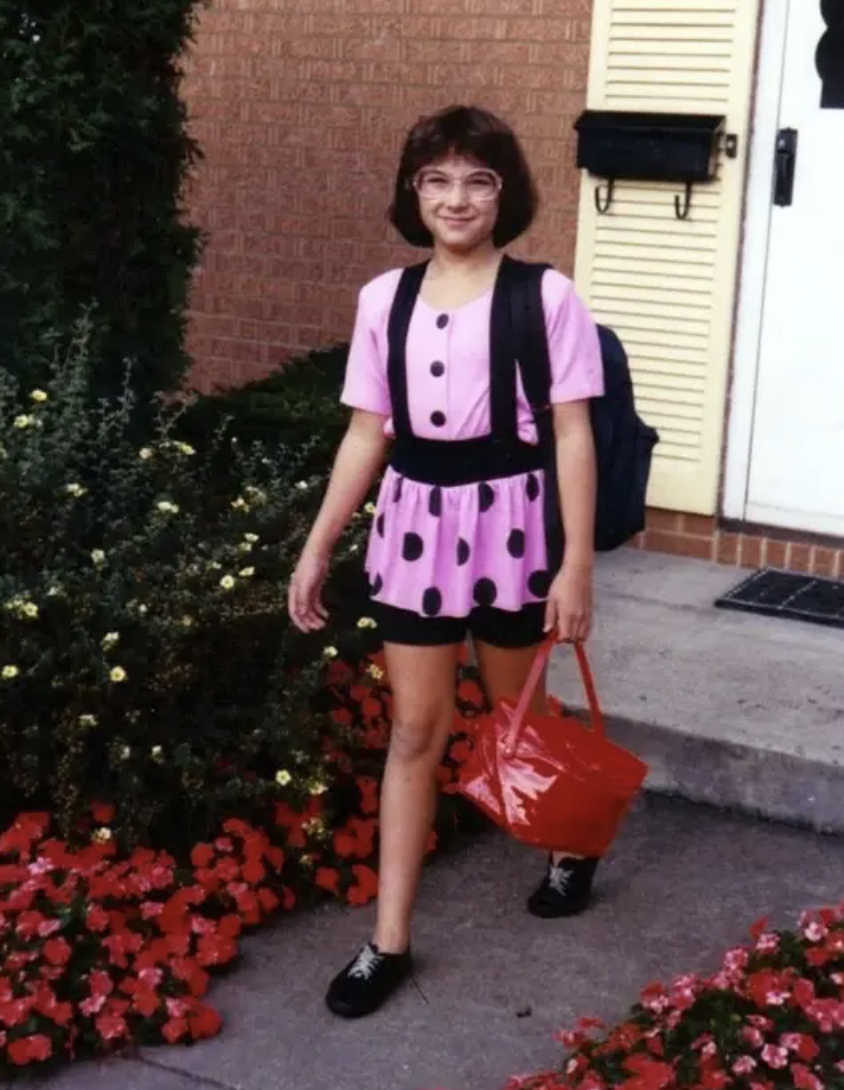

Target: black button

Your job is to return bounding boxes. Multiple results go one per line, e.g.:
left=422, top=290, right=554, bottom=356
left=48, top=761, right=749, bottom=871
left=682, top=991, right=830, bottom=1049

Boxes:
left=430, top=361, right=445, bottom=377
left=430, top=411, right=446, bottom=428
left=436, top=314, right=449, bottom=329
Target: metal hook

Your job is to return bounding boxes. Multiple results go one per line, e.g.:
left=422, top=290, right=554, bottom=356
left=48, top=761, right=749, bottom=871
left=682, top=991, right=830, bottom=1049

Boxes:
left=594, top=179, right=614, bottom=214
left=674, top=181, right=693, bottom=220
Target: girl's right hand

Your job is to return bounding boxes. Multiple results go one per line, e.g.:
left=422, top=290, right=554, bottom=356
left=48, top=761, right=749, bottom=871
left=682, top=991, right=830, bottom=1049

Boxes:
left=288, top=548, right=330, bottom=632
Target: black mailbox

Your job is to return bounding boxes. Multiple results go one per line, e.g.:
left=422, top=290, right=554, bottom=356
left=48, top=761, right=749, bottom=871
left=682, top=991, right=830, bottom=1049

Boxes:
left=573, top=110, right=727, bottom=219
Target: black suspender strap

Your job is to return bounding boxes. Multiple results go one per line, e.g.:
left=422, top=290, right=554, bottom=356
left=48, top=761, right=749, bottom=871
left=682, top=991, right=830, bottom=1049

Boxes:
left=507, top=259, right=565, bottom=572
left=488, top=256, right=520, bottom=447
left=386, top=262, right=428, bottom=440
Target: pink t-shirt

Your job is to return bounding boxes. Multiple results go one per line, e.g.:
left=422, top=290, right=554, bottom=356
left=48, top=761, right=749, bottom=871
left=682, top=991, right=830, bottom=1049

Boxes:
left=341, top=267, right=604, bottom=441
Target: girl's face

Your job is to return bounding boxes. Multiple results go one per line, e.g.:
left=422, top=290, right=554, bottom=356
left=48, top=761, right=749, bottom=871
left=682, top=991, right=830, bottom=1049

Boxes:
left=413, top=154, right=501, bottom=254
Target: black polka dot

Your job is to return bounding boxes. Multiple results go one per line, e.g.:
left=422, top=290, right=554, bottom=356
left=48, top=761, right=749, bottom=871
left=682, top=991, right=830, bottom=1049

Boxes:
left=507, top=529, right=526, bottom=559
left=430, top=411, right=446, bottom=428
left=371, top=574, right=383, bottom=595
left=422, top=587, right=443, bottom=617
left=393, top=477, right=403, bottom=503
left=478, top=483, right=495, bottom=512
left=431, top=361, right=445, bottom=377
left=473, top=578, right=498, bottom=608
left=376, top=513, right=385, bottom=537
left=528, top=570, right=551, bottom=598
left=457, top=538, right=471, bottom=566
left=436, top=314, right=449, bottom=329
left=526, top=474, right=541, bottom=502
left=428, top=487, right=442, bottom=517
left=402, top=532, right=424, bottom=562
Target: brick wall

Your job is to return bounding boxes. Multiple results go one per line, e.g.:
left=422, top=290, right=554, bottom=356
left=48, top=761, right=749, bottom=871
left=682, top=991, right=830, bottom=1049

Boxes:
left=182, top=0, right=593, bottom=392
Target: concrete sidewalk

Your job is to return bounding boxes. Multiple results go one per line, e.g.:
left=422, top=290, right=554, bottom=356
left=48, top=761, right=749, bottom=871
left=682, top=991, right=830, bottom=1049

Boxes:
left=549, top=551, right=844, bottom=832
left=27, top=798, right=844, bottom=1090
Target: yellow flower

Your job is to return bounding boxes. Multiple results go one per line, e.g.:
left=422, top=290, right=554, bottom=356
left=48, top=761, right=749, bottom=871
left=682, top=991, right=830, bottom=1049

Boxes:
left=309, top=781, right=328, bottom=796
left=357, top=617, right=378, bottom=630
left=2, top=665, right=20, bottom=680
left=109, top=666, right=127, bottom=683
left=47, top=585, right=62, bottom=597
left=208, top=561, right=222, bottom=571
left=219, top=575, right=236, bottom=590
left=91, top=549, right=106, bottom=565
left=243, top=533, right=259, bottom=543
left=139, top=448, right=154, bottom=461
left=364, top=502, right=377, bottom=516
left=30, top=389, right=48, bottom=403
left=231, top=497, right=248, bottom=510
left=92, top=827, right=113, bottom=844
left=176, top=442, right=195, bottom=456
left=151, top=745, right=163, bottom=762
left=101, top=632, right=120, bottom=650
left=303, top=817, right=325, bottom=837
left=137, top=604, right=148, bottom=615
left=367, top=664, right=385, bottom=681
left=13, top=414, right=33, bottom=429
left=275, top=769, right=292, bottom=787
left=295, top=481, right=309, bottom=491
left=237, top=542, right=254, bottom=553
left=78, top=714, right=98, bottom=727
left=156, top=500, right=180, bottom=514
left=181, top=615, right=193, bottom=627
left=238, top=566, right=255, bottom=578
left=119, top=745, right=131, bottom=760
left=322, top=646, right=339, bottom=660
left=65, top=482, right=86, bottom=497
left=23, top=602, right=39, bottom=619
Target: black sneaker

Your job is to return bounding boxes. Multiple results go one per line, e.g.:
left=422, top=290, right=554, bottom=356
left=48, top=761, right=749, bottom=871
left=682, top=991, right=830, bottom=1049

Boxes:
left=527, top=856, right=599, bottom=919
left=325, top=942, right=413, bottom=1019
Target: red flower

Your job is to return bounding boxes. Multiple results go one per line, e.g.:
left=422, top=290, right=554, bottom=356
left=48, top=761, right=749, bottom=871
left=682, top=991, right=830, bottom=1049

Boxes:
left=7, top=1034, right=52, bottom=1066
left=791, top=1064, right=823, bottom=1090
left=624, top=1054, right=674, bottom=1089
left=163, top=1018, right=189, bottom=1044
left=781, top=1033, right=820, bottom=1063
left=241, top=858, right=266, bottom=886
left=92, top=802, right=115, bottom=824
left=346, top=864, right=378, bottom=906
left=133, top=990, right=161, bottom=1018
left=257, top=887, right=280, bottom=914
left=760, top=1045, right=788, bottom=1070
left=188, top=1003, right=223, bottom=1040
left=191, top=843, right=215, bottom=869
left=43, top=937, right=72, bottom=966
left=357, top=777, right=380, bottom=815
left=316, top=867, right=340, bottom=894
left=86, top=905, right=110, bottom=933
left=196, top=932, right=238, bottom=968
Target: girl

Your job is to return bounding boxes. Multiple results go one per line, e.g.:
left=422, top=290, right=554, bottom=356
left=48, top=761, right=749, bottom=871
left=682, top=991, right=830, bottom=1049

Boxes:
left=289, top=105, right=604, bottom=1019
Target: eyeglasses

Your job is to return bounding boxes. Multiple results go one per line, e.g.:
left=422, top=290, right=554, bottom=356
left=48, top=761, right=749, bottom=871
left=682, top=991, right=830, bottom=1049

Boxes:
left=413, top=168, right=502, bottom=204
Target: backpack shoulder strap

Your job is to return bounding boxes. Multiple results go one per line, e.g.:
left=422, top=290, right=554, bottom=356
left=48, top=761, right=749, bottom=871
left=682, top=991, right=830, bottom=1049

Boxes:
left=387, top=262, right=428, bottom=439
left=505, top=258, right=565, bottom=572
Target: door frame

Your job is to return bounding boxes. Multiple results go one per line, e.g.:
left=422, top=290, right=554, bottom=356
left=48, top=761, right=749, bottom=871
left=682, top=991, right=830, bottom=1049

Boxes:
left=722, top=0, right=792, bottom=520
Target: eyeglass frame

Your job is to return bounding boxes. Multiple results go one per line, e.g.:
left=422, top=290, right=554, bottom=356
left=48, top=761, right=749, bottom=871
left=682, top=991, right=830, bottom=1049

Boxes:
left=411, top=167, right=503, bottom=204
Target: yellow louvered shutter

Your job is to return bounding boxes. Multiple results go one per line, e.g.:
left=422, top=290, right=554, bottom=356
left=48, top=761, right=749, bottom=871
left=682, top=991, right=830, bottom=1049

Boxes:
left=575, top=0, right=762, bottom=514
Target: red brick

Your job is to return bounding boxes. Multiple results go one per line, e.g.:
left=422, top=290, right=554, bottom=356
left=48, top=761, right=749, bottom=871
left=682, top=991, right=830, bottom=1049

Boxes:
left=738, top=536, right=763, bottom=570
left=645, top=531, right=714, bottom=562
left=788, top=543, right=813, bottom=573
left=681, top=513, right=717, bottom=537
left=646, top=509, right=683, bottom=533
left=716, top=532, right=739, bottom=566
left=813, top=547, right=839, bottom=577
left=763, top=540, right=787, bottom=570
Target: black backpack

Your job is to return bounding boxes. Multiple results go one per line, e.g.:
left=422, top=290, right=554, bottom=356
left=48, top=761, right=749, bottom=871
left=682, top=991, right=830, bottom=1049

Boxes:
left=507, top=259, right=659, bottom=557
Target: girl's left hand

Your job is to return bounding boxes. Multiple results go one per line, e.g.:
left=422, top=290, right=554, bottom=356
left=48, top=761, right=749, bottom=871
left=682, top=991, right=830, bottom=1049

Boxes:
left=544, top=563, right=593, bottom=643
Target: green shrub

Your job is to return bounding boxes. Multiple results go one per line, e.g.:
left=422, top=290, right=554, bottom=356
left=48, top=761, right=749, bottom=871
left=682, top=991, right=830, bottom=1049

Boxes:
left=0, top=1, right=204, bottom=401
left=0, top=324, right=371, bottom=852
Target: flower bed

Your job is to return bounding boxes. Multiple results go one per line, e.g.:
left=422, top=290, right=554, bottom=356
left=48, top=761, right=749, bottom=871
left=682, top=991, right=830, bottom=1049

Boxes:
left=0, top=651, right=488, bottom=1075
left=507, top=909, right=844, bottom=1090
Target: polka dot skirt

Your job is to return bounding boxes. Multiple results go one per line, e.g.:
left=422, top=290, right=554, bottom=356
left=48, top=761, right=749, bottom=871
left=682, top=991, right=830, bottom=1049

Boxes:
left=365, top=465, right=551, bottom=619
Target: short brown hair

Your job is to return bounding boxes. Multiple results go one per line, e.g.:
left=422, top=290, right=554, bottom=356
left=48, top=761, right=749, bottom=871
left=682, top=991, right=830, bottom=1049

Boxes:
left=388, top=105, right=539, bottom=249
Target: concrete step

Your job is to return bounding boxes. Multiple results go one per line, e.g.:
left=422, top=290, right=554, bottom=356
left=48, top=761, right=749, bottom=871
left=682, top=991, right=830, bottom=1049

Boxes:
left=547, top=550, right=844, bottom=834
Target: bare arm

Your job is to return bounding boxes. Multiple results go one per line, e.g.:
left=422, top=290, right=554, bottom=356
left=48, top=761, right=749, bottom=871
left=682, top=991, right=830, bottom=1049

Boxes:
left=289, top=409, right=388, bottom=631
left=545, top=400, right=597, bottom=641
left=553, top=400, right=597, bottom=571
left=306, top=409, right=389, bottom=556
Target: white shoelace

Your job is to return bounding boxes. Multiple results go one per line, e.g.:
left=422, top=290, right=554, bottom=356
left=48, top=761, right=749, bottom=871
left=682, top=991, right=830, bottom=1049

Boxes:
left=547, top=863, right=573, bottom=896
left=348, top=945, right=383, bottom=981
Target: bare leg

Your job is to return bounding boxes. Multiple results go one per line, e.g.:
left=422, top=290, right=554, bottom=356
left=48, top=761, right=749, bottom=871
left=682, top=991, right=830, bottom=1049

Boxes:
left=374, top=641, right=462, bottom=953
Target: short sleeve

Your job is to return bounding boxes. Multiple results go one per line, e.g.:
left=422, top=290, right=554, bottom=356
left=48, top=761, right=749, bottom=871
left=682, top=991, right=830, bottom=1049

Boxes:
left=340, top=290, right=391, bottom=416
left=542, top=271, right=605, bottom=404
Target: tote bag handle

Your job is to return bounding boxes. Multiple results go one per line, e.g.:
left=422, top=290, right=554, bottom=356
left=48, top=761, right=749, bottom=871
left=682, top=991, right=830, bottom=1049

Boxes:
left=504, top=638, right=605, bottom=757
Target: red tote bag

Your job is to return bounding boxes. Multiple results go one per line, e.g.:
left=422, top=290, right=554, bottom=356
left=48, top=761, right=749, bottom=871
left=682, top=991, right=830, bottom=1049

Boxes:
left=459, top=638, right=647, bottom=857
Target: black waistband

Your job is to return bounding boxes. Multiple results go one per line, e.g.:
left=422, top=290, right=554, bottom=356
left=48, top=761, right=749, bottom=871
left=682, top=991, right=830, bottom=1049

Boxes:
left=389, top=435, right=544, bottom=487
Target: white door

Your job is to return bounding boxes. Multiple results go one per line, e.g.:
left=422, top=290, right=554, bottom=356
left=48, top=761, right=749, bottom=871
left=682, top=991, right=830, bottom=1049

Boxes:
left=745, top=0, right=844, bottom=537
